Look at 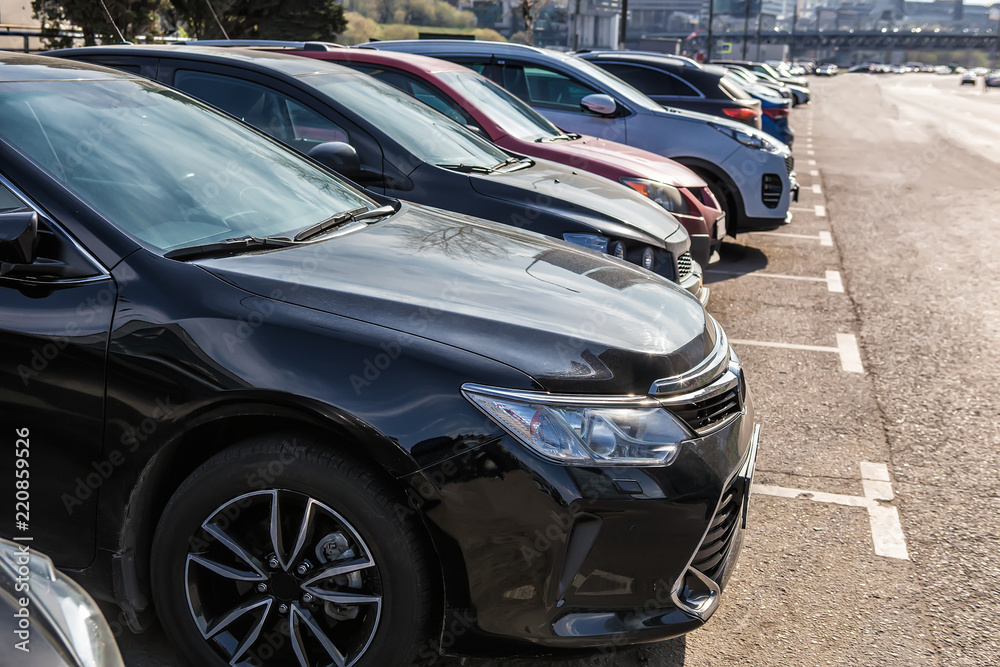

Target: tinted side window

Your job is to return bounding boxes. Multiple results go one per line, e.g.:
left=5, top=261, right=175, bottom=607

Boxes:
left=349, top=65, right=469, bottom=124
left=172, top=70, right=348, bottom=150
left=501, top=64, right=599, bottom=112
left=598, top=63, right=699, bottom=97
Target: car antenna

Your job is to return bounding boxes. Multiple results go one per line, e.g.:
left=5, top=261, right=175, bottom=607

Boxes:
left=98, top=0, right=131, bottom=44
left=202, top=0, right=231, bottom=40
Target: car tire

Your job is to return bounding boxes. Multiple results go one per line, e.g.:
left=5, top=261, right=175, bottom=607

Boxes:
left=150, top=435, right=436, bottom=667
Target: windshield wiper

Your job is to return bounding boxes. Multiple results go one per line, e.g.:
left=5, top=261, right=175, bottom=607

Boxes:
left=437, top=163, right=495, bottom=174
left=293, top=204, right=396, bottom=242
left=537, top=133, right=580, bottom=143
left=165, top=235, right=299, bottom=261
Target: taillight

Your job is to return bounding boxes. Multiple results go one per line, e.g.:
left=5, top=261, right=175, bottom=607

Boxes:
left=763, top=107, right=790, bottom=120
left=722, top=107, right=760, bottom=124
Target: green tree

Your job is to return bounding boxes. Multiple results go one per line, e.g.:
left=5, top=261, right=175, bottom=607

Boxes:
left=172, top=0, right=347, bottom=40
left=33, top=0, right=165, bottom=46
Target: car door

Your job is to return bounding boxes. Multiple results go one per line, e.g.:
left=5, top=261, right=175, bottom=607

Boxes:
left=494, top=60, right=627, bottom=143
left=0, top=176, right=115, bottom=568
left=157, top=63, right=388, bottom=192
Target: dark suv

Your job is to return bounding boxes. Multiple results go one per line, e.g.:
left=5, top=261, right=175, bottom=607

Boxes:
left=579, top=51, right=763, bottom=130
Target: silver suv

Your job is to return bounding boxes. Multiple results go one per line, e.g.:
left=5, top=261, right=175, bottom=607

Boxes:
left=366, top=40, right=799, bottom=234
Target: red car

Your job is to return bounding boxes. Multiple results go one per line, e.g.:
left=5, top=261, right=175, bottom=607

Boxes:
left=275, top=44, right=726, bottom=267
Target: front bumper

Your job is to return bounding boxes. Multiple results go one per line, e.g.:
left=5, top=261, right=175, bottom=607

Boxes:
left=409, top=390, right=759, bottom=654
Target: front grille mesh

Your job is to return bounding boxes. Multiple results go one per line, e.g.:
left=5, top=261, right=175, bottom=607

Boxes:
left=670, top=385, right=741, bottom=433
left=691, top=481, right=743, bottom=582
left=785, top=154, right=794, bottom=175
left=676, top=251, right=693, bottom=283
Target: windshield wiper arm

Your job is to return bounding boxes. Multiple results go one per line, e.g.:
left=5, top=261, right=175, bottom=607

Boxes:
left=438, top=163, right=495, bottom=174
left=537, top=133, right=580, bottom=143
left=293, top=204, right=396, bottom=242
left=165, top=235, right=298, bottom=261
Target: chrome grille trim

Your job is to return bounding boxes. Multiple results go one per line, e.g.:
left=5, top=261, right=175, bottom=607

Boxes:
left=648, top=317, right=729, bottom=396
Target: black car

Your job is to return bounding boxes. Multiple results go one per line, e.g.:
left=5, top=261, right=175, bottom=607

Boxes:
left=578, top=51, right=763, bottom=130
left=0, top=54, right=759, bottom=665
left=50, top=45, right=704, bottom=301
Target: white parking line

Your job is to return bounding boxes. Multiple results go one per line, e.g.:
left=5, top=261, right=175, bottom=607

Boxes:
left=749, top=231, right=832, bottom=245
left=807, top=149, right=815, bottom=155
left=809, top=169, right=819, bottom=176
left=812, top=183, right=822, bottom=194
left=753, top=462, right=909, bottom=560
left=706, top=269, right=844, bottom=294
left=815, top=204, right=827, bottom=217
left=808, top=159, right=817, bottom=166
left=729, top=332, right=863, bottom=373
left=826, top=270, right=844, bottom=293
left=836, top=333, right=864, bottom=373
left=730, top=339, right=838, bottom=353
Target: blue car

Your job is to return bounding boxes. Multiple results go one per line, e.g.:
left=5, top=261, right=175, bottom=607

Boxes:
left=724, top=70, right=794, bottom=146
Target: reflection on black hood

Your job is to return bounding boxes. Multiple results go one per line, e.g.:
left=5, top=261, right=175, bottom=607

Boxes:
left=198, top=203, right=713, bottom=395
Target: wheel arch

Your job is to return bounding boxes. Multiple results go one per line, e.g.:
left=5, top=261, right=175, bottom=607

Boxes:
left=111, top=396, right=441, bottom=633
left=671, top=156, right=747, bottom=234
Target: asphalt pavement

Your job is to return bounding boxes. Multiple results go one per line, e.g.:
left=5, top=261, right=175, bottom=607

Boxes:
left=109, top=72, right=1000, bottom=667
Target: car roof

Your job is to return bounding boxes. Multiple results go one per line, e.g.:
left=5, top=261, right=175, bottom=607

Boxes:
left=290, top=47, right=471, bottom=75
left=580, top=51, right=702, bottom=70
left=45, top=45, right=354, bottom=79
left=0, top=52, right=140, bottom=82
left=365, top=39, right=579, bottom=64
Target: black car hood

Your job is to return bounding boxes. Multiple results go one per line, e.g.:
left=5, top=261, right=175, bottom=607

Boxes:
left=197, top=203, right=714, bottom=395
left=467, top=158, right=682, bottom=247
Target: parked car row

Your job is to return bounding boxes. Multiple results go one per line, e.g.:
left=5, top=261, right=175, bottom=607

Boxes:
left=0, top=42, right=776, bottom=666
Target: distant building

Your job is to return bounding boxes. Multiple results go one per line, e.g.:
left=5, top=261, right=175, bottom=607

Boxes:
left=0, top=0, right=43, bottom=51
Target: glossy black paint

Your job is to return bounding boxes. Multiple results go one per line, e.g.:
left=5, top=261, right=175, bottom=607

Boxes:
left=47, top=46, right=697, bottom=288
left=0, top=54, right=754, bottom=656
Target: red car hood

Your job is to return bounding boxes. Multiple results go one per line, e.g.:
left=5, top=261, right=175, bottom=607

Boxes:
left=517, top=134, right=706, bottom=189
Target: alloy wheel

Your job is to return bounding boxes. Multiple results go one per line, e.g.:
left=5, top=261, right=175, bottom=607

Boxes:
left=183, top=489, right=382, bottom=666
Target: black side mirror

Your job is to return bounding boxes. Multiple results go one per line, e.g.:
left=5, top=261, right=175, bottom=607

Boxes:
left=0, top=211, right=37, bottom=276
left=307, top=141, right=362, bottom=180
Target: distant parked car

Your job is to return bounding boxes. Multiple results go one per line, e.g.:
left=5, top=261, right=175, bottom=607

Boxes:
left=987, top=70, right=1000, bottom=88
left=52, top=44, right=707, bottom=299
left=576, top=51, right=763, bottom=130
left=715, top=61, right=811, bottom=105
left=723, top=71, right=793, bottom=146
left=961, top=71, right=977, bottom=85
left=847, top=64, right=874, bottom=73
left=814, top=64, right=839, bottom=76
left=366, top=40, right=799, bottom=235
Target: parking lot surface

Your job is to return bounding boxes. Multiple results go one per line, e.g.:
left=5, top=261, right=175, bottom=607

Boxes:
left=109, top=73, right=1000, bottom=666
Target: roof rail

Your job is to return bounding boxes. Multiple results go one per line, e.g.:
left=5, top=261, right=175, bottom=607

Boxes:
left=175, top=39, right=345, bottom=52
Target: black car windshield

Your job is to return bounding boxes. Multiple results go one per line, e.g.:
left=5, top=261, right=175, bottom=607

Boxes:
left=438, top=71, right=563, bottom=142
left=0, top=78, right=375, bottom=251
left=301, top=71, right=511, bottom=170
